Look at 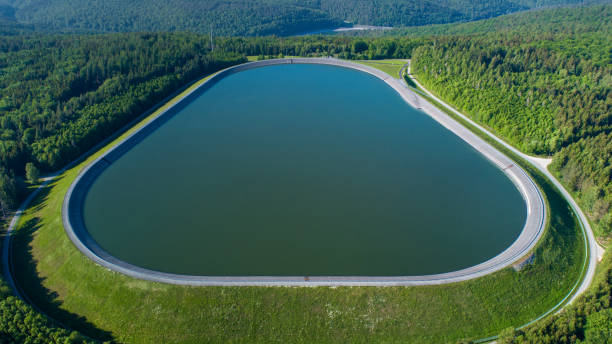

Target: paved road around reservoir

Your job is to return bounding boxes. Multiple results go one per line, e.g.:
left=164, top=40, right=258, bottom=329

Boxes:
left=57, top=58, right=547, bottom=286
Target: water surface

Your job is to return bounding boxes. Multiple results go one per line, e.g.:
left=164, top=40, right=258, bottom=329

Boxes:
left=83, top=64, right=526, bottom=276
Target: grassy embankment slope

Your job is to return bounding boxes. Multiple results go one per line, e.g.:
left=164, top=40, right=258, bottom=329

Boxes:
left=241, top=57, right=406, bottom=78
left=355, top=59, right=406, bottom=78
left=384, top=4, right=611, bottom=37
left=9, top=61, right=585, bottom=343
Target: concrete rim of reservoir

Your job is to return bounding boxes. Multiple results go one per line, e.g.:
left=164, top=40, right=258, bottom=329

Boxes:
left=62, top=58, right=546, bottom=286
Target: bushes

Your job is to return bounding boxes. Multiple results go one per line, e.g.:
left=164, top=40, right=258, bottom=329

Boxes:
left=0, top=283, right=94, bottom=343
left=25, top=163, right=39, bottom=184
left=412, top=31, right=610, bottom=156
left=550, top=133, right=612, bottom=240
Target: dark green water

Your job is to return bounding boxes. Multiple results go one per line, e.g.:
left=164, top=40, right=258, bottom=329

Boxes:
left=83, top=64, right=526, bottom=276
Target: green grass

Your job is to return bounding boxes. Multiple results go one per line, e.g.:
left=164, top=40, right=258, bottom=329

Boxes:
left=245, top=57, right=407, bottom=78
left=356, top=59, right=407, bottom=78
left=9, top=65, right=585, bottom=343
left=246, top=55, right=302, bottom=61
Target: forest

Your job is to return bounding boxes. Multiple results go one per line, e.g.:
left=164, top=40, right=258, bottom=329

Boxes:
left=0, top=279, right=91, bottom=343
left=215, top=35, right=427, bottom=60
left=0, top=0, right=600, bottom=36
left=550, top=133, right=612, bottom=245
left=381, top=4, right=612, bottom=37
left=411, top=30, right=610, bottom=155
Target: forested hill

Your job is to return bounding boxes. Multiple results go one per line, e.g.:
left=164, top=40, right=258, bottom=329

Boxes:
left=383, top=4, right=612, bottom=37
left=0, top=0, right=605, bottom=36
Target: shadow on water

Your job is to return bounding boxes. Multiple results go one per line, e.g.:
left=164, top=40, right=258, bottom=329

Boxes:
left=10, top=181, right=116, bottom=342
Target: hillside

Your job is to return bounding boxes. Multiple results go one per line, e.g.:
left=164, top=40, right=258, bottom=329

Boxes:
left=0, top=0, right=604, bottom=36
left=383, top=3, right=612, bottom=36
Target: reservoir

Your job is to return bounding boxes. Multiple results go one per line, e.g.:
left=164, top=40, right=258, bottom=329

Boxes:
left=82, top=64, right=526, bottom=276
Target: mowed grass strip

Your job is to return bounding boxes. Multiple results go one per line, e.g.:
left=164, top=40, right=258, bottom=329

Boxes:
left=356, top=59, right=407, bottom=78
left=10, top=66, right=584, bottom=343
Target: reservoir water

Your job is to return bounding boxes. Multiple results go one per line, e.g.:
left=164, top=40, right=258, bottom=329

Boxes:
left=82, top=64, right=526, bottom=276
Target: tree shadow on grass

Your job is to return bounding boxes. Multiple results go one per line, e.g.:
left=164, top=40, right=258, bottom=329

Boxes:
left=10, top=182, right=116, bottom=342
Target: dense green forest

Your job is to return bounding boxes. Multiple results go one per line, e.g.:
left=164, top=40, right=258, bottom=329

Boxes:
left=381, top=4, right=612, bottom=37
left=215, top=35, right=427, bottom=60
left=412, top=33, right=610, bottom=154
left=0, top=0, right=343, bottom=37
left=0, top=0, right=604, bottom=36
left=551, top=133, right=612, bottom=243
left=0, top=278, right=91, bottom=343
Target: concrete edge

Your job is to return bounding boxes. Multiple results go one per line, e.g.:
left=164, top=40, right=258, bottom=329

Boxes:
left=61, top=58, right=546, bottom=286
